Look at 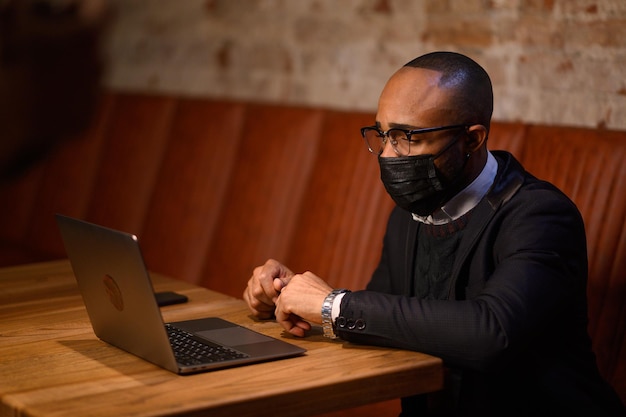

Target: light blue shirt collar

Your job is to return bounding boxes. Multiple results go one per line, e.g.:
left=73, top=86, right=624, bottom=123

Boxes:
left=412, top=151, right=498, bottom=225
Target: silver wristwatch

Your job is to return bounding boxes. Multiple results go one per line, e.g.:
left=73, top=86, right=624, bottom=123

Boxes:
left=321, top=289, right=349, bottom=339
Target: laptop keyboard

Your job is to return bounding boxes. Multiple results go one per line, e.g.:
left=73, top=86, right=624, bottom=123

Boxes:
left=166, top=324, right=249, bottom=366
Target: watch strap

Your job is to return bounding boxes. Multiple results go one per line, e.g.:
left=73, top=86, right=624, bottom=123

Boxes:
left=321, top=289, right=349, bottom=339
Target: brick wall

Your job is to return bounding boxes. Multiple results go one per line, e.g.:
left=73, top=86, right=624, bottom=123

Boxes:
left=104, top=0, right=626, bottom=130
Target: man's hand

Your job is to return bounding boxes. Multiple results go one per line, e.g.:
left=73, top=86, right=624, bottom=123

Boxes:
left=243, top=259, right=294, bottom=319
left=274, top=271, right=333, bottom=337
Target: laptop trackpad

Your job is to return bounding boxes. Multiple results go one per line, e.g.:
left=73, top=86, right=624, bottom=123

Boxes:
left=196, top=327, right=274, bottom=347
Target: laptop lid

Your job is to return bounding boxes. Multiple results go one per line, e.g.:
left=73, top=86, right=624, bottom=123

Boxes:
left=55, top=214, right=305, bottom=374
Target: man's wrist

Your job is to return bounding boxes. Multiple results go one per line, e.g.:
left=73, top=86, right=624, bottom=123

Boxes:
left=321, top=289, right=350, bottom=339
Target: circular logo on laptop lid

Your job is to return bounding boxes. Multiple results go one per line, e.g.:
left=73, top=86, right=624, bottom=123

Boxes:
left=103, top=274, right=124, bottom=311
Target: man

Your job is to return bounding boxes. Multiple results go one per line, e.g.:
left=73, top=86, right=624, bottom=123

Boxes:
left=243, top=52, right=625, bottom=416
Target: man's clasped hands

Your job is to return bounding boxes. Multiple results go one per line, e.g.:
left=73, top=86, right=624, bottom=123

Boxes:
left=243, top=259, right=333, bottom=337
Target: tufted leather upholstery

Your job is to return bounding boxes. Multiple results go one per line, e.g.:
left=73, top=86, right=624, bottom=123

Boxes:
left=0, top=91, right=624, bottom=411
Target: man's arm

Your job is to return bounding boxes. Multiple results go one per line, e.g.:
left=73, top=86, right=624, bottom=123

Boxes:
left=337, top=185, right=587, bottom=372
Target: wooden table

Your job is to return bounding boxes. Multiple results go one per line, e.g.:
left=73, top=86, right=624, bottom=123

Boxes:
left=0, top=260, right=443, bottom=417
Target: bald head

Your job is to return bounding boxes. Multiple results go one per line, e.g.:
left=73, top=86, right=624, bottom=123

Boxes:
left=404, top=52, right=493, bottom=131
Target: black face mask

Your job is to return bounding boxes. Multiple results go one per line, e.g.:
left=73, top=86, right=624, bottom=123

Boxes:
left=378, top=135, right=467, bottom=216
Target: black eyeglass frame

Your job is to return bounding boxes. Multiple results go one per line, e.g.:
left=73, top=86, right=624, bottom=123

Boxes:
left=360, top=124, right=470, bottom=155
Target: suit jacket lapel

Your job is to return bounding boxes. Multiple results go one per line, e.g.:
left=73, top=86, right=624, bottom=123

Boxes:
left=404, top=218, right=419, bottom=296
left=447, top=152, right=525, bottom=299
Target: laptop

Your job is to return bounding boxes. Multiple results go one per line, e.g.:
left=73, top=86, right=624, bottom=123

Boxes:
left=55, top=214, right=305, bottom=374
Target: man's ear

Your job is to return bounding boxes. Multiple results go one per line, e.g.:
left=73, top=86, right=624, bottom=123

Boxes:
left=465, top=124, right=488, bottom=153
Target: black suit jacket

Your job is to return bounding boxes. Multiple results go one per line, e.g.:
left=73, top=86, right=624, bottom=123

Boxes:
left=337, top=151, right=625, bottom=416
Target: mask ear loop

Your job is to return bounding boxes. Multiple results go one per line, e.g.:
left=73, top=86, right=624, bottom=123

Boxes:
left=435, top=129, right=473, bottom=193
left=432, top=131, right=463, bottom=160
left=432, top=126, right=471, bottom=161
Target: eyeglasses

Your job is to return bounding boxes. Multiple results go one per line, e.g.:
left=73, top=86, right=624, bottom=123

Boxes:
left=360, top=124, right=469, bottom=156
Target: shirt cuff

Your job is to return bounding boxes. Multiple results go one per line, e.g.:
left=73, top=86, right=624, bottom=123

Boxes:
left=331, top=292, right=346, bottom=320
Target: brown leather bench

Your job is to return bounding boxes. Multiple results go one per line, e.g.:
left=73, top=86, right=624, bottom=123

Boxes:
left=1, top=91, right=624, bottom=411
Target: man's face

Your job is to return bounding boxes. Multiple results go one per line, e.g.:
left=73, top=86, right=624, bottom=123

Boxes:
left=375, top=67, right=468, bottom=186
